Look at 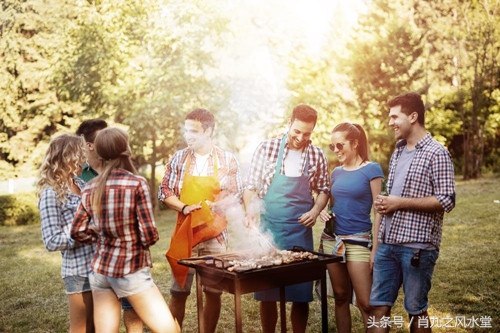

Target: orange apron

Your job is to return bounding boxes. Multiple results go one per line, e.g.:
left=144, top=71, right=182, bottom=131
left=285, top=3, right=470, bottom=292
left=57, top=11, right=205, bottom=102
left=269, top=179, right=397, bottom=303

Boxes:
left=165, top=154, right=227, bottom=288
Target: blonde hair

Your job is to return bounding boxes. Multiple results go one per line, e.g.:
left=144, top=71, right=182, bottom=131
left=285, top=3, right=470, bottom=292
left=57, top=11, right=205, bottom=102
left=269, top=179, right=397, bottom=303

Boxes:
left=91, top=127, right=137, bottom=214
left=37, top=134, right=87, bottom=203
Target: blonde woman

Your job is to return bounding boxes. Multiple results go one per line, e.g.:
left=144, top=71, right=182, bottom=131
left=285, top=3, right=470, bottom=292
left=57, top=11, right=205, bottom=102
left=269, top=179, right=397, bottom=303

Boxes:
left=38, top=134, right=94, bottom=333
left=71, top=127, right=179, bottom=333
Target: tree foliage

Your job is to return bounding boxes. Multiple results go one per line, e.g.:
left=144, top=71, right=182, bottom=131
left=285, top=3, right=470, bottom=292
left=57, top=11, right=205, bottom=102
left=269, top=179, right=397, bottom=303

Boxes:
left=0, top=0, right=81, bottom=178
left=50, top=0, right=231, bottom=198
left=1, top=0, right=499, bottom=183
left=286, top=0, right=500, bottom=178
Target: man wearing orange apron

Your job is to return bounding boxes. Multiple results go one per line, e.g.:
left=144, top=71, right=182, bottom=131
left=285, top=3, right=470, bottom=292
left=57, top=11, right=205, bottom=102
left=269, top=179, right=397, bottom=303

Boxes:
left=243, top=105, right=330, bottom=333
left=159, top=108, right=243, bottom=333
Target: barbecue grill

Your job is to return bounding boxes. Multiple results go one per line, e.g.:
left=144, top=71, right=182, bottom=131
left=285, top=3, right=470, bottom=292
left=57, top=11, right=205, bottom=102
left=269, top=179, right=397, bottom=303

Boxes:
left=179, top=246, right=341, bottom=333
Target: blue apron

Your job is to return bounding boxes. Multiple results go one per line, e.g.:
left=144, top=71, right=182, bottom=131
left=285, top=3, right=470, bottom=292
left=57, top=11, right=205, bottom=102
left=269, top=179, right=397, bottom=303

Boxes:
left=255, top=135, right=314, bottom=302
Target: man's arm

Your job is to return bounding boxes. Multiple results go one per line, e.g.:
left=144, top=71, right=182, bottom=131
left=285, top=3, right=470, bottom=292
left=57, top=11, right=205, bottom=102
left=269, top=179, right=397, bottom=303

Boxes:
left=162, top=195, right=202, bottom=216
left=298, top=191, right=329, bottom=228
left=243, top=188, right=261, bottom=228
left=158, top=150, right=201, bottom=215
left=376, top=194, right=443, bottom=215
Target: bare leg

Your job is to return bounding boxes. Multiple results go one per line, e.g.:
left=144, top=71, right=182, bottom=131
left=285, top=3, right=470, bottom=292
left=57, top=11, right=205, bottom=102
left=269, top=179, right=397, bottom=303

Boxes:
left=367, top=306, right=391, bottom=333
left=410, top=311, right=432, bottom=333
left=123, top=308, right=143, bottom=333
left=127, top=285, right=179, bottom=333
left=203, top=291, right=221, bottom=333
left=328, top=262, right=352, bottom=333
left=260, top=301, right=278, bottom=333
left=291, top=302, right=309, bottom=333
left=92, top=290, right=121, bottom=333
left=346, top=261, right=373, bottom=330
left=168, top=293, right=188, bottom=329
left=68, top=291, right=94, bottom=333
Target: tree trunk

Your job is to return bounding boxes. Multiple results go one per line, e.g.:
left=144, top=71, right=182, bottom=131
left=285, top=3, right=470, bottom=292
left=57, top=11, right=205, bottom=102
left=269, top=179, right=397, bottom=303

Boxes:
left=150, top=131, right=158, bottom=212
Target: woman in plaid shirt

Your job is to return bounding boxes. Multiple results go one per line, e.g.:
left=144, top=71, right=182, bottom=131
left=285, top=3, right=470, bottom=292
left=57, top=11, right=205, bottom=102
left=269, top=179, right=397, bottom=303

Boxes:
left=72, top=127, right=179, bottom=333
left=38, top=134, right=94, bottom=333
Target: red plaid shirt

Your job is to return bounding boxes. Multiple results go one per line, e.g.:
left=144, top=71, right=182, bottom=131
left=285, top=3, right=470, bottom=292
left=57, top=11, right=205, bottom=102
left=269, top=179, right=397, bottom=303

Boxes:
left=158, top=145, right=243, bottom=201
left=71, top=169, right=159, bottom=277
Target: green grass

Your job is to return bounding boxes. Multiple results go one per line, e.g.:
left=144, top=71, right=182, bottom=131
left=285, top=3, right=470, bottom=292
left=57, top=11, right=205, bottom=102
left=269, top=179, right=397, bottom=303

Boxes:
left=1, top=176, right=499, bottom=332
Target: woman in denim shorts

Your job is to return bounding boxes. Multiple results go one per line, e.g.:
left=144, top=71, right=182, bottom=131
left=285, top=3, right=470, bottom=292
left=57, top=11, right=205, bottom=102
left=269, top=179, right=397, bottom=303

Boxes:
left=72, top=128, right=179, bottom=333
left=38, top=134, right=95, bottom=332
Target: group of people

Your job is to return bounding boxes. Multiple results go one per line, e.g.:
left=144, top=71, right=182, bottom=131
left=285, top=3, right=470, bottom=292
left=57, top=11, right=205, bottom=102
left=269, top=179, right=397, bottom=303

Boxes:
left=38, top=91, right=455, bottom=333
left=38, top=122, right=179, bottom=332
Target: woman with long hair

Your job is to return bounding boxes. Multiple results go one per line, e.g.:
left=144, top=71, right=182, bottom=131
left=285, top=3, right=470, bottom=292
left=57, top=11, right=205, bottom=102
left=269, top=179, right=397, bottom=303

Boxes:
left=319, top=122, right=384, bottom=332
left=38, top=134, right=94, bottom=333
left=71, top=127, right=179, bottom=333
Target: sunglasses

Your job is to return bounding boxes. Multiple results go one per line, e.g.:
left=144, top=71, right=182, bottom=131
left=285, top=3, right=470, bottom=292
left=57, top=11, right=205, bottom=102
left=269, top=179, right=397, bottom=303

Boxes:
left=329, top=142, right=346, bottom=152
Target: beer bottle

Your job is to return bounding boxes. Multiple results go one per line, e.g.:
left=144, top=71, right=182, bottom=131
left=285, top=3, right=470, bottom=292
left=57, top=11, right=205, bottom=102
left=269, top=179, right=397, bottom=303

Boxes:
left=324, top=206, right=335, bottom=236
left=380, top=178, right=389, bottom=196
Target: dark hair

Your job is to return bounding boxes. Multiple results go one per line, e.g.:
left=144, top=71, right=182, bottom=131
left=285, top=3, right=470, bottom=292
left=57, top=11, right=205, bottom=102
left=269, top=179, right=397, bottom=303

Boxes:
left=186, top=108, right=215, bottom=132
left=387, top=92, right=425, bottom=126
left=332, top=122, right=369, bottom=163
left=76, top=119, right=108, bottom=143
left=291, top=104, right=317, bottom=125
left=91, top=127, right=137, bottom=215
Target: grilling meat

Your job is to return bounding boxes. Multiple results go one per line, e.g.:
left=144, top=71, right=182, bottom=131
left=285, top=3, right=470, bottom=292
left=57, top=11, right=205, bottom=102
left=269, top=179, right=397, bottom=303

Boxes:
left=226, top=250, right=318, bottom=272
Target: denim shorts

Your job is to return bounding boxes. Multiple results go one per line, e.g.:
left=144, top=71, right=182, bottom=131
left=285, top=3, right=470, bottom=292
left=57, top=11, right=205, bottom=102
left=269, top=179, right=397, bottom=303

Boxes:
left=89, top=267, right=155, bottom=299
left=321, top=238, right=371, bottom=262
left=121, top=297, right=133, bottom=310
left=63, top=275, right=92, bottom=295
left=370, top=243, right=439, bottom=315
left=170, top=237, right=226, bottom=296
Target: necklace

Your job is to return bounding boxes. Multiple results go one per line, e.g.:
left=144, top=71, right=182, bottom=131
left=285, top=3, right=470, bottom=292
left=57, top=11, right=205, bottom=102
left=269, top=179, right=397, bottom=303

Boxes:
left=344, top=157, right=365, bottom=171
left=194, top=153, right=210, bottom=176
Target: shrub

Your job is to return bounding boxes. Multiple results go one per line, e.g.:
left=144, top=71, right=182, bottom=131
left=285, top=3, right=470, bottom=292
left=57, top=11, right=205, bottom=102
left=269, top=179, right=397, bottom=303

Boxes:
left=0, top=192, right=39, bottom=226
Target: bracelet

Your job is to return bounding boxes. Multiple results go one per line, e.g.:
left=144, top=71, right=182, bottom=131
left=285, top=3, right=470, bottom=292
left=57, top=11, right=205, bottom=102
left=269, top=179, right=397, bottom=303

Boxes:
left=181, top=204, right=188, bottom=215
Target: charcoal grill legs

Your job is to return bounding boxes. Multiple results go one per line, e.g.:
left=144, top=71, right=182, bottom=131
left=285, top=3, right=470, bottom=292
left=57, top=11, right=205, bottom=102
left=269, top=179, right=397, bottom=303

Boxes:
left=192, top=266, right=332, bottom=332
left=234, top=280, right=242, bottom=333
left=279, top=287, right=286, bottom=333
left=196, top=271, right=204, bottom=332
left=320, top=273, right=328, bottom=332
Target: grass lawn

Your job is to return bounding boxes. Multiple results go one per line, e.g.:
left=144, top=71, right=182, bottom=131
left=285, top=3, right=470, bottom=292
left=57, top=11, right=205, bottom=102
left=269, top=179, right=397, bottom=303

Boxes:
left=0, top=175, right=499, bottom=332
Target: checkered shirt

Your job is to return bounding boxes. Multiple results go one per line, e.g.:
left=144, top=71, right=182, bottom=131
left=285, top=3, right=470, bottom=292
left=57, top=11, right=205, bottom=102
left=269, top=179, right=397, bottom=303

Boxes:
left=379, top=133, right=456, bottom=249
left=244, top=136, right=330, bottom=198
left=72, top=169, right=158, bottom=277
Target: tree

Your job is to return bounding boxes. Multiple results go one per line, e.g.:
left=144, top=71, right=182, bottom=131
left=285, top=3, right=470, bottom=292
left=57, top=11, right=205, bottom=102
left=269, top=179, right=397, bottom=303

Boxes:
left=286, top=0, right=428, bottom=173
left=341, top=0, right=429, bottom=172
left=411, top=0, right=500, bottom=179
left=0, top=0, right=81, bottom=179
left=53, top=0, right=231, bottom=205
left=446, top=0, right=500, bottom=179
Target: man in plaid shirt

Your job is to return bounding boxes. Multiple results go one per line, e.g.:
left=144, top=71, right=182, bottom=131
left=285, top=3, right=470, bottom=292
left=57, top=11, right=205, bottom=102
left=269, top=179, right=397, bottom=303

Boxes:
left=159, top=108, right=243, bottom=333
left=243, top=104, right=330, bottom=333
left=370, top=92, right=456, bottom=333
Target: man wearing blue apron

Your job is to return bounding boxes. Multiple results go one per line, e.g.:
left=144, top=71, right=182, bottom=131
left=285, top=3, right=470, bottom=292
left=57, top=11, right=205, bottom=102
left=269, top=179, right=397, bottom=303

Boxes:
left=243, top=105, right=330, bottom=333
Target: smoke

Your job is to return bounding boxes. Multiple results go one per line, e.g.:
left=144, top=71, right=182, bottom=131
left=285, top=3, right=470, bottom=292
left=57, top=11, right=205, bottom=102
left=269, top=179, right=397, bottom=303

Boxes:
left=216, top=195, right=276, bottom=255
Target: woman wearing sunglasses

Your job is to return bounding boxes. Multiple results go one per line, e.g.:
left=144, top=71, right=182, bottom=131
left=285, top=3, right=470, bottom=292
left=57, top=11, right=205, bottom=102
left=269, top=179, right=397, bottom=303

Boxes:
left=318, top=122, right=384, bottom=332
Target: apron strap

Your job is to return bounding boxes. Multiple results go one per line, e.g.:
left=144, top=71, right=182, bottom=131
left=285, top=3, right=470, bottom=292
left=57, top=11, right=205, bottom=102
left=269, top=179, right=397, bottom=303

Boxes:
left=275, top=135, right=309, bottom=177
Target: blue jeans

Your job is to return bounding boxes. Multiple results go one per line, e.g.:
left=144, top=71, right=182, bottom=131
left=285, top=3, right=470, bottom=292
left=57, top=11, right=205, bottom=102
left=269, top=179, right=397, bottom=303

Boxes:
left=370, top=243, right=439, bottom=315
